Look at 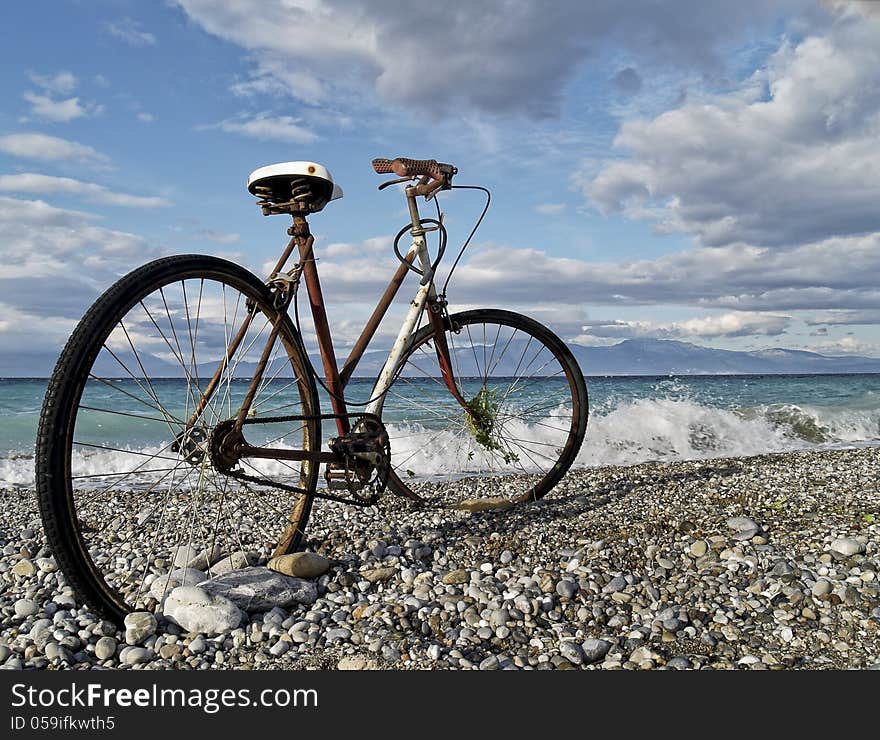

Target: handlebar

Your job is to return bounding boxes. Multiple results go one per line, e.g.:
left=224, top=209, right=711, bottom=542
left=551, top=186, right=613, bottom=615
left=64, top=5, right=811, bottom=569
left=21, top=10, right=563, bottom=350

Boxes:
left=372, top=157, right=457, bottom=190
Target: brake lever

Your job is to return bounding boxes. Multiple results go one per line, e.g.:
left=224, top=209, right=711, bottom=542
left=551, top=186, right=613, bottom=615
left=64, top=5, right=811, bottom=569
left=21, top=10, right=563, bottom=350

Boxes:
left=378, top=176, right=416, bottom=191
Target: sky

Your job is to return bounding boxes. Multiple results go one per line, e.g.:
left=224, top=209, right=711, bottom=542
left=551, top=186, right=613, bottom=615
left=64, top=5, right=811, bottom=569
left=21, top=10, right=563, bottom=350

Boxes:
left=1, top=0, right=880, bottom=373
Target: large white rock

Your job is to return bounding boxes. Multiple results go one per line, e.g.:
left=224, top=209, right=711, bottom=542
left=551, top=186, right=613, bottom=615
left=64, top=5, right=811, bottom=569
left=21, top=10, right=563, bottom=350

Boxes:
left=149, top=568, right=207, bottom=602
left=123, top=611, right=157, bottom=645
left=172, top=543, right=225, bottom=570
left=162, top=586, right=243, bottom=635
left=200, top=567, right=318, bottom=612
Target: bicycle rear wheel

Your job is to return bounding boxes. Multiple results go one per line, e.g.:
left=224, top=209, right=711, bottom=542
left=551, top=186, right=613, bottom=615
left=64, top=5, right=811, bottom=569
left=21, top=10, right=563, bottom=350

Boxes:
left=379, top=309, right=588, bottom=506
left=36, top=255, right=320, bottom=621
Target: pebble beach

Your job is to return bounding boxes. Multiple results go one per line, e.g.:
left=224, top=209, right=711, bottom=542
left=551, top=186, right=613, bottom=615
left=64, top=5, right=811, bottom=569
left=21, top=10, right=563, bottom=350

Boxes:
left=1, top=446, right=879, bottom=671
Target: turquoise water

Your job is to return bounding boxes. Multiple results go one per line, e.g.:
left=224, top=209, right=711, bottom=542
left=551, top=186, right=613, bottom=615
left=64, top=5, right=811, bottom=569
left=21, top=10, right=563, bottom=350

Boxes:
left=2, top=374, right=879, bottom=486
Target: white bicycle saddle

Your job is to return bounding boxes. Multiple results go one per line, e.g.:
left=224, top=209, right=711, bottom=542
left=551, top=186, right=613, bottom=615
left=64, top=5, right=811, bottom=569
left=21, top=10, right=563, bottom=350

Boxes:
left=247, top=161, right=343, bottom=212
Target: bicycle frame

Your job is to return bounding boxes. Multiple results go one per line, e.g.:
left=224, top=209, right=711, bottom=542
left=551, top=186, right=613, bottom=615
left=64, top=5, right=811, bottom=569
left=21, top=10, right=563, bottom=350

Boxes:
left=190, top=181, right=470, bottom=467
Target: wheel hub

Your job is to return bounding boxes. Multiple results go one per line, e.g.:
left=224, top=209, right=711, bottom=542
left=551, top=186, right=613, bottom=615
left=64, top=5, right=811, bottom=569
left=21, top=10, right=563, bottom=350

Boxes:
left=171, top=426, right=208, bottom=466
left=209, top=419, right=244, bottom=473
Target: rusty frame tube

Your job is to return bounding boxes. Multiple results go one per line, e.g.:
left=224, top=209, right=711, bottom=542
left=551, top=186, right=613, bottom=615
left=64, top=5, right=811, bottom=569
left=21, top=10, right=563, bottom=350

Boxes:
left=292, top=214, right=350, bottom=437
left=339, top=248, right=416, bottom=387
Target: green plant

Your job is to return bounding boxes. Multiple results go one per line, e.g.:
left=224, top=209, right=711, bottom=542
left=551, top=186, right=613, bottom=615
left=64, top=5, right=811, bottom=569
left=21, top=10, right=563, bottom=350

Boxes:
left=464, top=387, right=519, bottom=464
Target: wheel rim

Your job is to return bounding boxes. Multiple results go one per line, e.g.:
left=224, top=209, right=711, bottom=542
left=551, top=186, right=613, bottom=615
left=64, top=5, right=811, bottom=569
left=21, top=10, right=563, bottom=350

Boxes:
left=61, top=270, right=316, bottom=612
left=381, top=313, right=586, bottom=505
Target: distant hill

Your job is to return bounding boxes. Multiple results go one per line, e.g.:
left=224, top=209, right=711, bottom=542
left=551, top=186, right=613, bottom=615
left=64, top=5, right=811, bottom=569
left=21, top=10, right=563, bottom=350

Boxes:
left=569, top=338, right=880, bottom=375
left=3, top=338, right=880, bottom=378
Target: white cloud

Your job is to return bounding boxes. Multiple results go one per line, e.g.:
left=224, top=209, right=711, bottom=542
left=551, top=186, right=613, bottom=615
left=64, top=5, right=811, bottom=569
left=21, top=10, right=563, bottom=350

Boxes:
left=0, top=133, right=109, bottom=165
left=137, top=112, right=155, bottom=123
left=0, top=173, right=171, bottom=208
left=585, top=16, right=880, bottom=247
left=535, top=203, right=566, bottom=215
left=575, top=312, right=791, bottom=342
left=204, top=112, right=317, bottom=143
left=27, top=71, right=78, bottom=95
left=172, top=0, right=806, bottom=117
left=104, top=18, right=157, bottom=47
left=812, top=336, right=880, bottom=355
left=22, top=91, right=98, bottom=122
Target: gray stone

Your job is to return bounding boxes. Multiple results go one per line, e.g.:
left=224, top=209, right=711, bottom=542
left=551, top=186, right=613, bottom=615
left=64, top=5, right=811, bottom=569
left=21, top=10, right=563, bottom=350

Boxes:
left=14, top=599, right=39, bottom=617
left=210, top=551, right=261, bottom=575
left=94, top=637, right=117, bottom=661
left=605, top=576, right=627, bottom=593
left=163, top=586, right=243, bottom=635
left=200, top=567, right=318, bottom=612
left=812, top=579, right=833, bottom=597
left=188, top=636, right=207, bottom=654
left=479, top=655, right=500, bottom=670
left=124, top=611, right=157, bottom=645
left=727, top=517, right=761, bottom=541
left=500, top=550, right=514, bottom=565
left=0, top=646, right=10, bottom=662
left=269, top=639, right=290, bottom=657
left=556, top=580, right=577, bottom=599
left=830, top=538, right=865, bottom=557
left=560, top=640, right=585, bottom=666
left=656, top=557, right=675, bottom=569
left=582, top=638, right=612, bottom=664
left=268, top=553, right=333, bottom=579
left=666, top=657, right=692, bottom=670
left=121, top=647, right=152, bottom=666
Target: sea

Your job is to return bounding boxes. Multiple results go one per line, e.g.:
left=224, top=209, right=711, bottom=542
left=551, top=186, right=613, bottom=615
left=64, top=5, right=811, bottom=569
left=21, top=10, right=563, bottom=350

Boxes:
left=1, top=373, right=879, bottom=488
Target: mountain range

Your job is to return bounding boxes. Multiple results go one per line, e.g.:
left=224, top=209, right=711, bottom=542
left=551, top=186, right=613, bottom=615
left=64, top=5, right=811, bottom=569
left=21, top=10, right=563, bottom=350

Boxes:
left=4, top=338, right=880, bottom=377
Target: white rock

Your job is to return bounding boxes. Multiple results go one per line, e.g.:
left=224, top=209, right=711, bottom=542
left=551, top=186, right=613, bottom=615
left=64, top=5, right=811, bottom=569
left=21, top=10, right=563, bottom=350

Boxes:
left=210, top=551, right=261, bottom=575
left=727, top=517, right=761, bottom=540
left=831, top=538, right=865, bottom=557
left=150, top=568, right=208, bottom=602
left=199, top=567, right=318, bottom=612
left=124, top=611, right=157, bottom=645
left=163, top=586, right=243, bottom=635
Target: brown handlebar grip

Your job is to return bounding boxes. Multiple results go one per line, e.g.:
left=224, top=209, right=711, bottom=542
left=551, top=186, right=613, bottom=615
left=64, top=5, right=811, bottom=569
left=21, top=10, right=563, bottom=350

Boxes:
left=393, top=158, right=442, bottom=180
left=372, top=157, right=443, bottom=180
left=372, top=158, right=394, bottom=174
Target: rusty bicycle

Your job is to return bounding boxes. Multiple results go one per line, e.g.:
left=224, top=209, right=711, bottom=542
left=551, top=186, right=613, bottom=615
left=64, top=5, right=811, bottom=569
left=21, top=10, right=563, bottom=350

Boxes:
left=36, top=157, right=588, bottom=619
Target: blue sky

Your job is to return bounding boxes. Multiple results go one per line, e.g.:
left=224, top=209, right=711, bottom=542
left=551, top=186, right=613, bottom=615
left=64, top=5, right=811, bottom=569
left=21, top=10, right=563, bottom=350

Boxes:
left=2, top=0, right=880, bottom=370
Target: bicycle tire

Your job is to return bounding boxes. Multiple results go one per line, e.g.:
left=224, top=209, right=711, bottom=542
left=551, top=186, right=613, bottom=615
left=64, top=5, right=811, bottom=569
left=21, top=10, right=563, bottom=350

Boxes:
left=36, top=254, right=320, bottom=622
left=378, top=309, right=588, bottom=505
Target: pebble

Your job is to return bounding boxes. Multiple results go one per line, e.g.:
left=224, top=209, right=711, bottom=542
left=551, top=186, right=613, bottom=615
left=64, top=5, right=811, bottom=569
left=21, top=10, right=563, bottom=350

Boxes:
left=268, top=553, right=333, bottom=579
left=94, top=637, right=117, bottom=661
left=121, top=647, right=152, bottom=666
left=124, top=612, right=158, bottom=645
left=560, top=641, right=585, bottom=666
left=11, top=559, right=36, bottom=577
left=830, top=538, right=865, bottom=557
left=14, top=599, right=39, bottom=617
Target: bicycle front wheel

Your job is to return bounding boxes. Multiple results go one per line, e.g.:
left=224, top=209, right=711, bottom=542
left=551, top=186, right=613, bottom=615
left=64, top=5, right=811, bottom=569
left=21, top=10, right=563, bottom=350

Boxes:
left=380, top=309, right=588, bottom=506
left=36, top=255, right=320, bottom=621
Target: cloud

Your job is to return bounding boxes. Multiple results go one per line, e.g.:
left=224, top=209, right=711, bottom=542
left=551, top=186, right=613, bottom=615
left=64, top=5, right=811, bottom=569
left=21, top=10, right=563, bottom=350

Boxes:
left=0, top=133, right=110, bottom=165
left=104, top=18, right=157, bottom=47
left=22, top=91, right=99, bottom=122
left=585, top=16, right=880, bottom=248
left=27, top=71, right=78, bottom=95
left=172, top=0, right=805, bottom=117
left=805, top=309, right=880, bottom=325
left=203, top=112, right=318, bottom=143
left=0, top=196, right=161, bottom=358
left=535, top=203, right=566, bottom=215
left=576, top=312, right=791, bottom=343
left=812, top=335, right=880, bottom=355
left=0, top=173, right=171, bottom=208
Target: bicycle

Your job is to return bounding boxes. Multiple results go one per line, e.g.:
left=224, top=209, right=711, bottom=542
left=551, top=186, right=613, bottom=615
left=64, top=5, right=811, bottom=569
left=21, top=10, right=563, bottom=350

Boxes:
left=35, top=157, right=589, bottom=620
